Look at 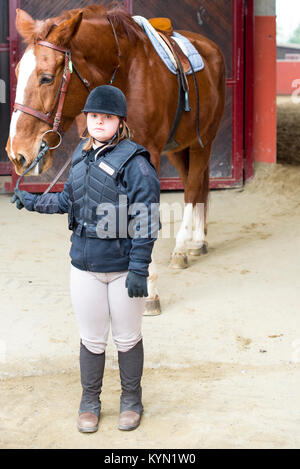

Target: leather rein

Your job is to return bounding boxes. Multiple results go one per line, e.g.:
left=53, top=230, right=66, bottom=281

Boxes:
left=14, top=16, right=121, bottom=194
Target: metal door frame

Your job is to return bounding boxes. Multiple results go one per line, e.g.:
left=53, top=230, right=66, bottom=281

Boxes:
left=0, top=0, right=13, bottom=175
left=0, top=41, right=11, bottom=175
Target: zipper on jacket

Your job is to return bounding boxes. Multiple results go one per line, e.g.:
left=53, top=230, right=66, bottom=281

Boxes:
left=83, top=163, right=89, bottom=226
left=82, top=162, right=89, bottom=270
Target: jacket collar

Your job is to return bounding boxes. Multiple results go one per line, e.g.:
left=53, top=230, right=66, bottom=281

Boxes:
left=84, top=144, right=116, bottom=164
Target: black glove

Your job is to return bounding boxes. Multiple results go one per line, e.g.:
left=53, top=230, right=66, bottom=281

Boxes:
left=10, top=189, right=37, bottom=211
left=125, top=271, right=148, bottom=298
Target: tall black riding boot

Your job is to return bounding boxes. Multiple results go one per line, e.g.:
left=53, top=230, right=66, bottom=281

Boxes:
left=77, top=341, right=105, bottom=433
left=118, top=339, right=144, bottom=431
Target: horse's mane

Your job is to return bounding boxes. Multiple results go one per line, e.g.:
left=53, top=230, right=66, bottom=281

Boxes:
left=106, top=8, right=146, bottom=43
left=21, top=3, right=146, bottom=45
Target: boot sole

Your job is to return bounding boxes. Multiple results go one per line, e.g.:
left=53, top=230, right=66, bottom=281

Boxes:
left=77, top=424, right=99, bottom=433
left=118, top=424, right=139, bottom=431
left=118, top=421, right=141, bottom=431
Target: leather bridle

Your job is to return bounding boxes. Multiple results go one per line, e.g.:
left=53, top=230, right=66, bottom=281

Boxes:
left=13, top=16, right=121, bottom=144
left=13, top=40, right=92, bottom=194
left=13, top=40, right=91, bottom=147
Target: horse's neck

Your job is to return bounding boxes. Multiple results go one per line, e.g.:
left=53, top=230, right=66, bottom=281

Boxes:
left=74, top=26, right=156, bottom=89
left=72, top=23, right=117, bottom=87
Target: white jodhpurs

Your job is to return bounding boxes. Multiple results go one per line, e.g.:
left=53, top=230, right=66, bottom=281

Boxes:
left=70, top=265, right=145, bottom=354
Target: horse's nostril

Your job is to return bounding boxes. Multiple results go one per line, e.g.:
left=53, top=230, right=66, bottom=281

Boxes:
left=18, top=154, right=27, bottom=167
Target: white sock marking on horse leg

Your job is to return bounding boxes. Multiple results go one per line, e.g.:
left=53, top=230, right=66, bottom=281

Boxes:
left=173, top=203, right=193, bottom=253
left=9, top=48, right=36, bottom=160
left=148, top=259, right=159, bottom=299
left=192, top=203, right=205, bottom=248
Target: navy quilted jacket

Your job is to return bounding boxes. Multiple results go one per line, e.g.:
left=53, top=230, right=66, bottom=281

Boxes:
left=33, top=139, right=160, bottom=276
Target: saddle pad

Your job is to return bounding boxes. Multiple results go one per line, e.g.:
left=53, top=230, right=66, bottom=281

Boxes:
left=132, top=15, right=204, bottom=75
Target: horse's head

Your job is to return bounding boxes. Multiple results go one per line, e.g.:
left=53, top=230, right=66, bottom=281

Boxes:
left=6, top=9, right=88, bottom=175
left=7, top=6, right=148, bottom=176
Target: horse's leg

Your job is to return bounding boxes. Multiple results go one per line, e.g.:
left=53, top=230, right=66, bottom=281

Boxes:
left=143, top=147, right=162, bottom=315
left=170, top=143, right=211, bottom=268
left=144, top=258, right=161, bottom=316
left=163, top=149, right=190, bottom=269
left=165, top=148, right=189, bottom=187
left=142, top=149, right=189, bottom=312
left=188, top=164, right=209, bottom=256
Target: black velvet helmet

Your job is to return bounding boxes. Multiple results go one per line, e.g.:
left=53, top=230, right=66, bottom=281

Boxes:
left=82, top=85, right=127, bottom=119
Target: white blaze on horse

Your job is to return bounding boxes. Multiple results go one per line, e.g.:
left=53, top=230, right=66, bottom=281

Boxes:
left=9, top=48, right=36, bottom=161
left=6, top=5, right=225, bottom=315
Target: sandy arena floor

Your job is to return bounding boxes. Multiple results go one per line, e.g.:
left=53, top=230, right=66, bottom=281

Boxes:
left=0, top=160, right=300, bottom=449
left=277, top=95, right=300, bottom=165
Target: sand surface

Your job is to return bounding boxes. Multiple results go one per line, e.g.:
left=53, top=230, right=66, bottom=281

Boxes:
left=277, top=95, right=300, bottom=165
left=1, top=161, right=300, bottom=449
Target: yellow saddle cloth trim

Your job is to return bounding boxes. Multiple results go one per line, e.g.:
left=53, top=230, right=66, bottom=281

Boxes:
left=149, top=17, right=173, bottom=34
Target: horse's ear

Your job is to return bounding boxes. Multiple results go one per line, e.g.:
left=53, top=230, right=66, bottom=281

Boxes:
left=16, top=9, right=36, bottom=43
left=47, top=12, right=83, bottom=47
left=16, top=9, right=55, bottom=44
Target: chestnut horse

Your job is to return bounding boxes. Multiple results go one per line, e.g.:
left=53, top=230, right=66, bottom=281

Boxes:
left=6, top=5, right=225, bottom=315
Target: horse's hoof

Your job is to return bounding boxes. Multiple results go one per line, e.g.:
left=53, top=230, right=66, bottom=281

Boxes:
left=187, top=247, right=202, bottom=256
left=169, top=253, right=188, bottom=269
left=187, top=242, right=208, bottom=256
left=143, top=297, right=161, bottom=316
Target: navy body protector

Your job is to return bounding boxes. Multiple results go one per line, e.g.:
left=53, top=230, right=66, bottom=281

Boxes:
left=68, top=139, right=151, bottom=238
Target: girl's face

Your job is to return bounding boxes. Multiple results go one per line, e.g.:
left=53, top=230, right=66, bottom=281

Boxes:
left=87, top=112, right=121, bottom=144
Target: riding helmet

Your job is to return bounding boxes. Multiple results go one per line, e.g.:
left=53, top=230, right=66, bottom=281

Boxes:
left=82, top=85, right=127, bottom=119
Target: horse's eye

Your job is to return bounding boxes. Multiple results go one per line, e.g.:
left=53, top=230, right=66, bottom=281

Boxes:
left=40, top=75, right=54, bottom=85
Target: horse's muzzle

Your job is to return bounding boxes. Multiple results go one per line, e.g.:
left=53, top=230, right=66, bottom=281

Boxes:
left=15, top=153, right=43, bottom=175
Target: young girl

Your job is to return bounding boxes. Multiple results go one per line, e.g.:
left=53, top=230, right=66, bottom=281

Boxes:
left=11, top=85, right=161, bottom=433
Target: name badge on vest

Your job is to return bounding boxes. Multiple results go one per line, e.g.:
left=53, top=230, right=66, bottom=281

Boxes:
left=99, top=161, right=115, bottom=176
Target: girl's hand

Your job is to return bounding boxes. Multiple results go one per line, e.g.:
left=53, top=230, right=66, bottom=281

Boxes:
left=125, top=271, right=148, bottom=298
left=10, top=189, right=37, bottom=211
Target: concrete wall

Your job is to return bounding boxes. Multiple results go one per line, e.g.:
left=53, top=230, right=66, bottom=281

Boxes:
left=253, top=0, right=277, bottom=163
